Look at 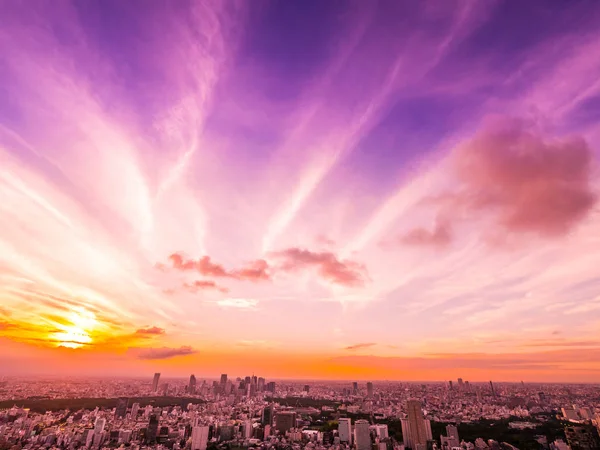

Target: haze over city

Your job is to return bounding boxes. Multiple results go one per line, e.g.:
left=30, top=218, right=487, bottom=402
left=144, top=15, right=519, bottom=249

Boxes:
left=2, top=0, right=600, bottom=384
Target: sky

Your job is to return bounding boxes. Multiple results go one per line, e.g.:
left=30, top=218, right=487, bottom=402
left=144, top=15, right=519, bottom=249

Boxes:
left=1, top=0, right=600, bottom=382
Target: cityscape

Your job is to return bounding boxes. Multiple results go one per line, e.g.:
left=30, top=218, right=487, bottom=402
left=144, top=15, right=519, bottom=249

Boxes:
left=2, top=1, right=600, bottom=450
left=1, top=375, right=600, bottom=450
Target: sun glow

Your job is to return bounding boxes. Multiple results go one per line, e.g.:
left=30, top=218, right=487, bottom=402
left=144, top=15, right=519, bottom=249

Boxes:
left=51, top=308, right=96, bottom=348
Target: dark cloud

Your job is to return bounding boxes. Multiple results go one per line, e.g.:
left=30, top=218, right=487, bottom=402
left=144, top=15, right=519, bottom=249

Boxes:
left=344, top=342, right=377, bottom=351
left=131, top=346, right=197, bottom=360
left=135, top=326, right=166, bottom=336
left=271, top=247, right=367, bottom=287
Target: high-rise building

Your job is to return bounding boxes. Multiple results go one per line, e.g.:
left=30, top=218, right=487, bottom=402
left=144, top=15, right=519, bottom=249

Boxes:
left=354, top=420, right=371, bottom=450
left=402, top=400, right=430, bottom=450
left=352, top=382, right=358, bottom=395
left=220, top=374, right=227, bottom=386
left=448, top=380, right=453, bottom=390
left=441, top=425, right=460, bottom=449
left=262, top=404, right=274, bottom=426
left=191, top=426, right=209, bottom=450
left=152, top=373, right=161, bottom=392
left=266, top=382, right=276, bottom=393
left=303, top=385, right=310, bottom=393
left=146, top=414, right=159, bottom=444
left=375, top=424, right=389, bottom=439
left=114, top=397, right=128, bottom=419
left=130, top=403, right=140, bottom=420
left=242, top=420, right=253, bottom=439
left=189, top=374, right=197, bottom=394
left=457, top=378, right=463, bottom=390
left=367, top=382, right=374, bottom=398
left=489, top=380, right=496, bottom=397
left=257, top=377, right=265, bottom=392
left=274, top=412, right=296, bottom=433
left=94, top=417, right=106, bottom=435
left=338, top=418, right=352, bottom=443
left=446, top=425, right=459, bottom=441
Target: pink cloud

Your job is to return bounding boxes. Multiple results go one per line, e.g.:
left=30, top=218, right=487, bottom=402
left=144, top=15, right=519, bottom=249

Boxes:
left=232, top=259, right=270, bottom=281
left=272, top=247, right=367, bottom=287
left=168, top=253, right=270, bottom=282
left=184, top=280, right=229, bottom=293
left=400, top=220, right=452, bottom=247
left=135, top=326, right=166, bottom=336
left=169, top=253, right=229, bottom=277
left=451, top=119, right=596, bottom=236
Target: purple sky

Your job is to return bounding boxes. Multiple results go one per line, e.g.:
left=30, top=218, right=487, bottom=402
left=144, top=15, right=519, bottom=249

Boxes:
left=1, top=0, right=600, bottom=381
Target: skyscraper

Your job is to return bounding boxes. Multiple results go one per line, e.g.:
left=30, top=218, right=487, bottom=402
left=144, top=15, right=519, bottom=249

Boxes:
left=402, top=400, right=430, bottom=450
left=93, top=417, right=106, bottom=447
left=94, top=417, right=106, bottom=435
left=152, top=373, right=161, bottom=392
left=367, top=382, right=374, bottom=398
left=114, top=397, right=128, bottom=419
left=189, top=374, right=197, bottom=394
left=457, top=378, right=463, bottom=390
left=375, top=424, right=389, bottom=439
left=274, top=412, right=296, bottom=433
left=354, top=419, right=371, bottom=450
left=146, top=414, right=159, bottom=444
left=130, top=402, right=140, bottom=420
left=191, top=426, right=209, bottom=450
left=489, top=380, right=496, bottom=397
left=220, top=374, right=227, bottom=386
left=441, top=424, right=460, bottom=449
left=338, top=418, right=352, bottom=443
left=352, top=382, right=358, bottom=395
left=448, top=380, right=453, bottom=390
left=262, top=404, right=274, bottom=426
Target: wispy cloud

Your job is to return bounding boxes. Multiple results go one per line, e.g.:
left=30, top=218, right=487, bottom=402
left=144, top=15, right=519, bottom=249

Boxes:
left=130, top=346, right=197, bottom=360
left=217, top=298, right=258, bottom=309
left=344, top=342, right=377, bottom=351
left=135, top=326, right=166, bottom=336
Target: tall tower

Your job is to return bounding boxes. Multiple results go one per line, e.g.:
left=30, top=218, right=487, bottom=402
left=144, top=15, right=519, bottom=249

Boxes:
left=405, top=400, right=429, bottom=450
left=152, top=373, right=161, bottom=392
left=146, top=414, right=159, bottom=444
left=338, top=418, right=352, bottom=443
left=366, top=382, right=374, bottom=398
left=262, top=404, right=274, bottom=426
left=191, top=426, right=209, bottom=450
left=189, top=374, right=197, bottom=394
left=114, top=397, right=128, bottom=418
left=354, top=420, right=371, bottom=450
left=489, top=380, right=496, bottom=397
left=352, top=382, right=358, bottom=395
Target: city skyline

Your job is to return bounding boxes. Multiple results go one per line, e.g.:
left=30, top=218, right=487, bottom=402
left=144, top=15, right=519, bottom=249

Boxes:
left=2, top=1, right=600, bottom=382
